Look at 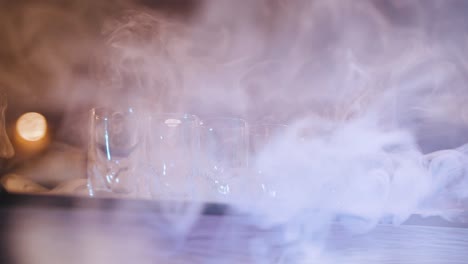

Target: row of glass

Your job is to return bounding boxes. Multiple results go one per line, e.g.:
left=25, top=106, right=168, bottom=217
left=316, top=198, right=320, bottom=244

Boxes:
left=87, top=107, right=287, bottom=203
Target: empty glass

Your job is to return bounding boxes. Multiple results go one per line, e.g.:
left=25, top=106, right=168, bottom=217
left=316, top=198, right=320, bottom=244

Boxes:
left=199, top=117, right=249, bottom=202
left=87, top=107, right=144, bottom=198
left=144, top=113, right=200, bottom=201
left=249, top=124, right=288, bottom=201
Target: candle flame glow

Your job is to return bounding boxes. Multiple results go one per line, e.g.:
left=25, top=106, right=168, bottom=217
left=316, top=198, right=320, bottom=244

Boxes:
left=16, top=112, right=47, bottom=142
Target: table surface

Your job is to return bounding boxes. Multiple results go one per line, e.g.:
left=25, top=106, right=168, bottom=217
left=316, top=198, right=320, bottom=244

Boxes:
left=1, top=193, right=468, bottom=264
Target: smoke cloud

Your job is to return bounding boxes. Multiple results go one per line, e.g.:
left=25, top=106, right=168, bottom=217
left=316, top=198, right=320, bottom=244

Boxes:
left=2, top=0, right=468, bottom=263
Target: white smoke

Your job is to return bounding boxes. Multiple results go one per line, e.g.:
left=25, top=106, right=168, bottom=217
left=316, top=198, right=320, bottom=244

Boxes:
left=3, top=0, right=468, bottom=263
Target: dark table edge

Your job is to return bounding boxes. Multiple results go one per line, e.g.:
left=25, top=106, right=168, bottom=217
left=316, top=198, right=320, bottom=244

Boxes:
left=1, top=192, right=467, bottom=229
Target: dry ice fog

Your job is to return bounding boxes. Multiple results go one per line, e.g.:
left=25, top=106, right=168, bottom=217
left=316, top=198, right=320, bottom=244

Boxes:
left=1, top=0, right=468, bottom=263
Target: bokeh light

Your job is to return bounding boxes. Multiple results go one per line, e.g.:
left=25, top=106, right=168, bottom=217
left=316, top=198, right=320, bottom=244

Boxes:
left=16, top=112, right=47, bottom=142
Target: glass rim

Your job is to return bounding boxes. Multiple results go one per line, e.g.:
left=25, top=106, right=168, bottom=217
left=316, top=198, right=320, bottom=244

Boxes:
left=199, top=116, right=248, bottom=126
left=90, top=106, right=140, bottom=119
left=149, top=112, right=199, bottom=122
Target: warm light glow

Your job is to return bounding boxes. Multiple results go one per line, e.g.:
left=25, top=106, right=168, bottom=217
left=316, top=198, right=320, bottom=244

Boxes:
left=16, top=112, right=47, bottom=142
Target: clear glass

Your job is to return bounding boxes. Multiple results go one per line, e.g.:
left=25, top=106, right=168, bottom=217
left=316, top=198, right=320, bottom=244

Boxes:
left=249, top=123, right=288, bottom=201
left=199, top=117, right=249, bottom=202
left=87, top=107, right=144, bottom=198
left=144, top=113, right=200, bottom=201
